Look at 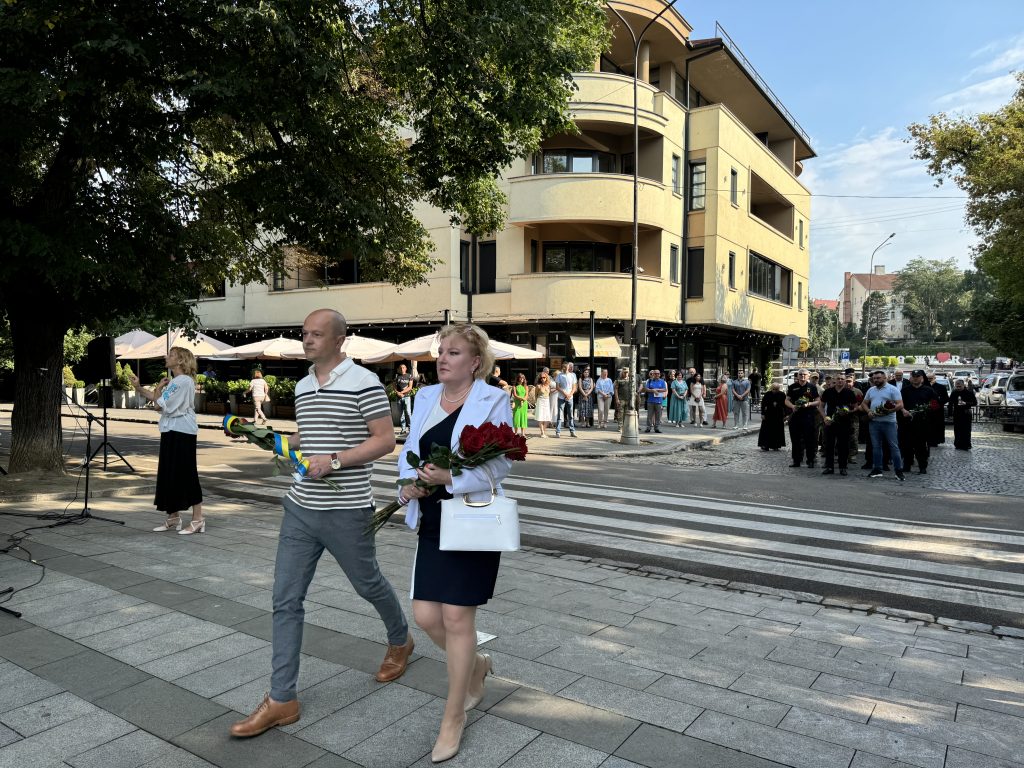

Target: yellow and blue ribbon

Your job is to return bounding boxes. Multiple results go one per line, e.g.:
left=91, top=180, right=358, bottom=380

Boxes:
left=273, top=432, right=311, bottom=481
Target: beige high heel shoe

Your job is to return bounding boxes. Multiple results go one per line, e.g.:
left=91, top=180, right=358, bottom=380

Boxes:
left=178, top=519, right=206, bottom=535
left=431, top=713, right=466, bottom=764
left=153, top=516, right=181, bottom=532
left=464, top=653, right=493, bottom=711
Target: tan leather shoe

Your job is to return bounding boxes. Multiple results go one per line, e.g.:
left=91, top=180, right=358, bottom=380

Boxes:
left=229, top=694, right=300, bottom=738
left=375, top=635, right=415, bottom=682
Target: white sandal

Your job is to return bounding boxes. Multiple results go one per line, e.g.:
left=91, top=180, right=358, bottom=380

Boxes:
left=178, top=519, right=206, bottom=535
left=153, top=516, right=181, bottom=532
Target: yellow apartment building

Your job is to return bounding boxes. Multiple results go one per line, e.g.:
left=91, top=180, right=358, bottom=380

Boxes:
left=196, top=1, right=813, bottom=382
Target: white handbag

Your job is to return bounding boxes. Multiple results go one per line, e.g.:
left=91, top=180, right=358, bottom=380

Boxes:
left=439, top=464, right=520, bottom=552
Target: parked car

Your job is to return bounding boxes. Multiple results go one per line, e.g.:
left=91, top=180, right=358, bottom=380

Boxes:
left=996, top=372, right=1024, bottom=432
left=951, top=369, right=979, bottom=388
left=978, top=373, right=1010, bottom=407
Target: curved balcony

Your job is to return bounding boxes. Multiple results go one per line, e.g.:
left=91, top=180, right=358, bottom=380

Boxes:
left=508, top=173, right=674, bottom=228
left=570, top=72, right=670, bottom=134
left=508, top=272, right=681, bottom=323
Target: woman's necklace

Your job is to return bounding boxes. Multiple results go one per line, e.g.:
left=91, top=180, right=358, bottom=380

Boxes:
left=441, top=382, right=473, bottom=404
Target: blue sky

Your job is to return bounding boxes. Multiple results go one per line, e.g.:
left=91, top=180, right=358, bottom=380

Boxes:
left=678, top=0, right=1024, bottom=300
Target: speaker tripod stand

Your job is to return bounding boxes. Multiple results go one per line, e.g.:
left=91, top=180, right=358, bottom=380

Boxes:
left=87, top=385, right=134, bottom=472
left=53, top=391, right=125, bottom=529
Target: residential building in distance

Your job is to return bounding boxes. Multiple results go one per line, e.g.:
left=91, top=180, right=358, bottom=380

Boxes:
left=840, top=266, right=910, bottom=341
left=196, top=0, right=814, bottom=382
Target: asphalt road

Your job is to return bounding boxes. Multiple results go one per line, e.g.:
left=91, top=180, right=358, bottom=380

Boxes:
left=4, top=415, right=1023, bottom=627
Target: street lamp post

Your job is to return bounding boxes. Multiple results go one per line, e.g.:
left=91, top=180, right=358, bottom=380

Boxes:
left=863, top=232, right=895, bottom=369
left=607, top=0, right=678, bottom=445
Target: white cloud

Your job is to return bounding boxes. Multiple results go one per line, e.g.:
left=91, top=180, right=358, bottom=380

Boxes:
left=805, top=129, right=977, bottom=302
left=966, top=33, right=1024, bottom=78
left=934, top=72, right=1018, bottom=114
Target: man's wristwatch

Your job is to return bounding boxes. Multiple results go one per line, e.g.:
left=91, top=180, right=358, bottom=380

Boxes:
left=330, top=453, right=342, bottom=471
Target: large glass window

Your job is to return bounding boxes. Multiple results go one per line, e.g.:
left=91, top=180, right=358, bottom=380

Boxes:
left=690, top=162, right=706, bottom=210
left=748, top=251, right=792, bottom=304
left=324, top=257, right=357, bottom=286
left=539, top=149, right=614, bottom=174
left=670, top=245, right=679, bottom=284
left=621, top=153, right=635, bottom=176
left=542, top=242, right=616, bottom=273
left=686, top=248, right=704, bottom=298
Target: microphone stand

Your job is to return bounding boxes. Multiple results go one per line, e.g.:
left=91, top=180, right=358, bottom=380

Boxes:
left=87, top=381, right=134, bottom=472
left=53, top=389, right=125, bottom=528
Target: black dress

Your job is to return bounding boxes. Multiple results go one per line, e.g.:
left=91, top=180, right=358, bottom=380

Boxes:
left=412, top=406, right=501, bottom=606
left=758, top=390, right=787, bottom=450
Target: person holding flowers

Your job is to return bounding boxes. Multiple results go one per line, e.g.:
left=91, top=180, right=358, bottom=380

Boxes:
left=230, top=309, right=412, bottom=739
left=130, top=348, right=204, bottom=534
left=785, top=369, right=820, bottom=468
left=818, top=374, right=858, bottom=476
left=860, top=369, right=906, bottom=481
left=396, top=323, right=515, bottom=764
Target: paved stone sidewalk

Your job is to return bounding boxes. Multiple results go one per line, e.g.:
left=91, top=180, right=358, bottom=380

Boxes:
left=1, top=493, right=1023, bottom=768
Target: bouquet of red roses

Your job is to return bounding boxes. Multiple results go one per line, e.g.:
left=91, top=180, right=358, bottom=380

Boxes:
left=870, top=400, right=898, bottom=418
left=366, top=422, right=528, bottom=535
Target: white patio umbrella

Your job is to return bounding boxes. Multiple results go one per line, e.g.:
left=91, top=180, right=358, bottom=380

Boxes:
left=363, top=332, right=541, bottom=364
left=113, top=329, right=157, bottom=357
left=118, top=328, right=231, bottom=360
left=212, top=336, right=303, bottom=360
left=339, top=335, right=398, bottom=361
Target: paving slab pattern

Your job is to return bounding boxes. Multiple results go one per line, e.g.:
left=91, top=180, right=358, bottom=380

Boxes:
left=0, top=492, right=1022, bottom=768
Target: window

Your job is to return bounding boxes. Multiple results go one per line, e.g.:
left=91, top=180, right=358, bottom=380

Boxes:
left=730, top=169, right=738, bottom=206
left=539, top=149, right=614, bottom=174
left=460, top=241, right=471, bottom=293
left=199, top=281, right=227, bottom=299
left=689, top=162, right=706, bottom=210
left=671, top=155, right=680, bottom=194
left=324, top=257, right=357, bottom=285
left=728, top=251, right=736, bottom=289
left=271, top=271, right=285, bottom=292
left=686, top=248, right=704, bottom=298
left=619, top=243, right=633, bottom=273
left=531, top=240, right=539, bottom=273
left=542, top=242, right=616, bottom=273
left=670, top=245, right=679, bottom=284
left=799, top=219, right=805, bottom=249
left=798, top=281, right=803, bottom=310
left=478, top=241, right=496, bottom=294
left=621, top=153, right=635, bottom=176
left=747, top=251, right=792, bottom=304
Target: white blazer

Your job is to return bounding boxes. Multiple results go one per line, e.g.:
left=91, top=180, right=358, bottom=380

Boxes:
left=398, top=379, right=514, bottom=530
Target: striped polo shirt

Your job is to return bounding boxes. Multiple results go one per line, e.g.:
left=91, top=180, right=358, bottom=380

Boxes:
left=287, top=357, right=391, bottom=511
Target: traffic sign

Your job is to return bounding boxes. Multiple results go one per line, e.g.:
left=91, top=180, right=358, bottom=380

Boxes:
left=781, top=334, right=801, bottom=352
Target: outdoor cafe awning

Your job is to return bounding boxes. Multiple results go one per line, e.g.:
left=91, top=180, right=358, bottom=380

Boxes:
left=570, top=335, right=623, bottom=358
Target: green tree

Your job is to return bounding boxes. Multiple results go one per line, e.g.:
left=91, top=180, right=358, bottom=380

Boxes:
left=860, top=292, right=888, bottom=341
left=909, top=73, right=1024, bottom=355
left=807, top=303, right=838, bottom=362
left=0, top=0, right=608, bottom=472
left=891, top=258, right=966, bottom=341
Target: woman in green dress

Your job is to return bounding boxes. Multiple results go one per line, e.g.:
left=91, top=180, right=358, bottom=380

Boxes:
left=668, top=370, right=689, bottom=426
left=512, top=372, right=529, bottom=436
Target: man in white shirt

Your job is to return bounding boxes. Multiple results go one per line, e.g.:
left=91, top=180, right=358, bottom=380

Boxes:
left=555, top=362, right=578, bottom=437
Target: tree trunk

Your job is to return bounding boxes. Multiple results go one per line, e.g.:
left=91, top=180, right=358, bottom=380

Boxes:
left=8, top=307, right=67, bottom=474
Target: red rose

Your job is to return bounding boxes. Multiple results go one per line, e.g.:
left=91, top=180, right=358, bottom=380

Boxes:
left=505, top=435, right=528, bottom=461
left=459, top=425, right=485, bottom=455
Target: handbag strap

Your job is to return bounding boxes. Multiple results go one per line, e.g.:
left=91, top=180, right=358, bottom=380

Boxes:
left=462, top=461, right=497, bottom=507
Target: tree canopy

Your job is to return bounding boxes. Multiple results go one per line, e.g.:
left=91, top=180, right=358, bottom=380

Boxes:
left=909, top=72, right=1024, bottom=356
left=892, top=258, right=967, bottom=342
left=0, top=0, right=608, bottom=472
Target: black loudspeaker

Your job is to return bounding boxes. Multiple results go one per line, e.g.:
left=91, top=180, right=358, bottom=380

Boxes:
left=84, top=336, right=116, bottom=383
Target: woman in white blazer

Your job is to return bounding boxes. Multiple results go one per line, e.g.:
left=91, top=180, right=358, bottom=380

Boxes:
left=397, top=324, right=512, bottom=763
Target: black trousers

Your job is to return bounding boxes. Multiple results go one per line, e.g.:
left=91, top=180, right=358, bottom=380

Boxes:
left=789, top=414, right=816, bottom=465
left=899, top=416, right=930, bottom=470
left=824, top=420, right=852, bottom=469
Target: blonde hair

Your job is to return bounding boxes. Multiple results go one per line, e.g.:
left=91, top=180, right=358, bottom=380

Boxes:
left=167, top=347, right=198, bottom=377
left=437, top=323, right=494, bottom=380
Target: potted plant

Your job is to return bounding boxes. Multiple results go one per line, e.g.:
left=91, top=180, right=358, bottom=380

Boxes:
left=204, top=379, right=228, bottom=414
left=261, top=374, right=277, bottom=417
left=270, top=378, right=296, bottom=419
left=194, top=373, right=207, bottom=413
left=385, top=383, right=403, bottom=427
left=62, top=365, right=76, bottom=404
left=228, top=379, right=253, bottom=415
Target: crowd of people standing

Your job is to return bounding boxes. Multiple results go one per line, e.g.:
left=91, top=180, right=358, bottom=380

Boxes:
left=757, top=366, right=976, bottom=480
